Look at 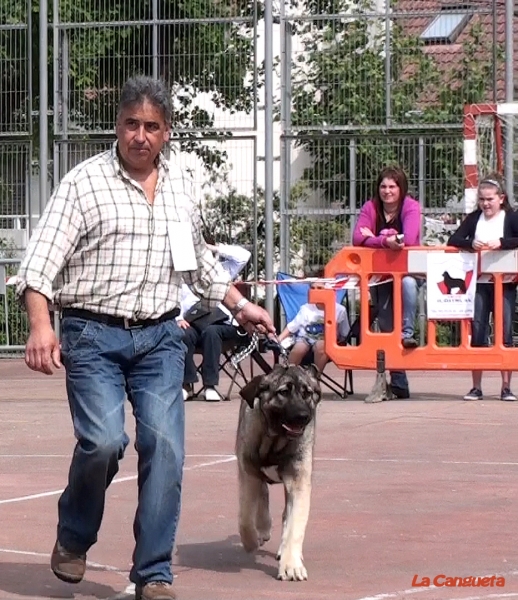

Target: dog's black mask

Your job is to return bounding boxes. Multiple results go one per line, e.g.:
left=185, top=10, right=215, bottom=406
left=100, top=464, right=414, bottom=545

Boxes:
left=240, top=364, right=321, bottom=437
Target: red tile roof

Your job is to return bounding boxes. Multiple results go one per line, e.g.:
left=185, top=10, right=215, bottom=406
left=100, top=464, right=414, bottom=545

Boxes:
left=395, top=0, right=517, bottom=103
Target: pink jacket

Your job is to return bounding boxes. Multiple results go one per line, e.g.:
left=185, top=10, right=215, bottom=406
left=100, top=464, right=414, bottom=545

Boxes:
left=352, top=196, right=422, bottom=248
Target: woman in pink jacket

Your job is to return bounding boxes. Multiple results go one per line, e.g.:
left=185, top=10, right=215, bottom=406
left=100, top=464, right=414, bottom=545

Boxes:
left=352, top=166, right=422, bottom=399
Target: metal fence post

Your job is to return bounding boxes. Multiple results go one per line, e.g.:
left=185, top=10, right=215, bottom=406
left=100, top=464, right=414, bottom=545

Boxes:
left=264, top=0, right=274, bottom=315
left=384, top=0, right=392, bottom=128
left=152, top=0, right=159, bottom=79
left=504, top=0, right=514, bottom=204
left=39, top=0, right=48, bottom=215
left=279, top=13, right=292, bottom=275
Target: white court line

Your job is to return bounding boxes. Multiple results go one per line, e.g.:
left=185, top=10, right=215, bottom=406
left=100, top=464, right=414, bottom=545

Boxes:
left=1, top=451, right=517, bottom=600
left=3, top=452, right=518, bottom=506
left=0, top=455, right=71, bottom=458
left=0, top=453, right=234, bottom=459
left=0, top=548, right=127, bottom=575
left=357, top=589, right=518, bottom=600
left=2, top=550, right=517, bottom=600
left=315, top=458, right=518, bottom=467
left=6, top=453, right=518, bottom=467
left=457, top=595, right=518, bottom=600
left=0, top=455, right=238, bottom=594
left=0, top=455, right=236, bottom=506
left=108, top=584, right=135, bottom=600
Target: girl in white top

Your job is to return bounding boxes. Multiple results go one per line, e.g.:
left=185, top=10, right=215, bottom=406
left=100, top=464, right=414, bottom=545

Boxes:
left=448, top=173, right=518, bottom=402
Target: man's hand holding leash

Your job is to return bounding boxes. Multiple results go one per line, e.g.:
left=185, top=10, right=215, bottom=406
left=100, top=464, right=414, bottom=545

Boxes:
left=233, top=299, right=276, bottom=337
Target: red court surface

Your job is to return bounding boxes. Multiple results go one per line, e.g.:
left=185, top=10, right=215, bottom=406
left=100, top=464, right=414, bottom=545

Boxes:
left=2, top=358, right=518, bottom=600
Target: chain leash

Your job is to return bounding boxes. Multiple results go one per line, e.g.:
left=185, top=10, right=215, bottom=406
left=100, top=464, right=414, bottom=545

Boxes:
left=275, top=338, right=290, bottom=366
left=230, top=332, right=259, bottom=369
left=230, top=334, right=290, bottom=369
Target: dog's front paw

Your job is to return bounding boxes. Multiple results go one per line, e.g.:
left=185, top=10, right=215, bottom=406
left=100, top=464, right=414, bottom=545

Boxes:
left=239, top=524, right=259, bottom=553
left=277, top=553, right=308, bottom=581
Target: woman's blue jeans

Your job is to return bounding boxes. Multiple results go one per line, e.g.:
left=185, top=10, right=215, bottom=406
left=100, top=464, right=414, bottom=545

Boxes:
left=472, top=283, right=517, bottom=347
left=58, top=315, right=186, bottom=586
left=371, top=276, right=421, bottom=390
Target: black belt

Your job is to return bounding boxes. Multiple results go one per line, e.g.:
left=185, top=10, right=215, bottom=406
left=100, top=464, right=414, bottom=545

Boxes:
left=61, top=307, right=180, bottom=330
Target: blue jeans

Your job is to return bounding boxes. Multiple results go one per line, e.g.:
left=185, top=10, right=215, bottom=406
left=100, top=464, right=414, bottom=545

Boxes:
left=371, top=276, right=422, bottom=390
left=58, top=315, right=186, bottom=586
left=472, top=283, right=517, bottom=347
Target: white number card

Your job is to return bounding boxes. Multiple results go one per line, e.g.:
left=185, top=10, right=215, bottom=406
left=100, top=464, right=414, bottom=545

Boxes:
left=167, top=221, right=197, bottom=271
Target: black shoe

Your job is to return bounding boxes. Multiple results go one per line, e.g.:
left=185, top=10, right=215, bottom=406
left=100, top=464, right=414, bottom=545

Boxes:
left=402, top=337, right=418, bottom=349
left=391, top=385, right=410, bottom=399
left=463, top=387, right=483, bottom=401
left=501, top=387, right=516, bottom=402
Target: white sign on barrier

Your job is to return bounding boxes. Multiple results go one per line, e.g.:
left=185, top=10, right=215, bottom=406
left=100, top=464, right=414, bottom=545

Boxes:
left=426, top=252, right=477, bottom=319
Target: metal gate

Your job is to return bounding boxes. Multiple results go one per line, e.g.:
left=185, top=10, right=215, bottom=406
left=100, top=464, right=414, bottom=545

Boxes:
left=0, top=0, right=263, bottom=351
left=0, top=0, right=513, bottom=351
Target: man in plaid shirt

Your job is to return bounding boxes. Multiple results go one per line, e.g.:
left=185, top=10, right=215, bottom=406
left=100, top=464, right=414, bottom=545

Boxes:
left=16, top=75, right=274, bottom=600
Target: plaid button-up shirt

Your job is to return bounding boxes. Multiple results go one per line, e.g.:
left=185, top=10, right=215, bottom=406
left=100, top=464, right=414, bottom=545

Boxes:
left=16, top=144, right=231, bottom=319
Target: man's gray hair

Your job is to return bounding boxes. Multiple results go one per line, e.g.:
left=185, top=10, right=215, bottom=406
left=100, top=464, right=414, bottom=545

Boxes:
left=118, top=76, right=172, bottom=123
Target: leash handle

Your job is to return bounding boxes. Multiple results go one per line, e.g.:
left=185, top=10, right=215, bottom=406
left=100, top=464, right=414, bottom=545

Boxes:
left=261, top=336, right=289, bottom=366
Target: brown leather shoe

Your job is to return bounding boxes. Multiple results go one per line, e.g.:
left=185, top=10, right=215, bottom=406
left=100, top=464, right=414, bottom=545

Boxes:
left=50, top=540, right=86, bottom=584
left=135, top=581, right=177, bottom=600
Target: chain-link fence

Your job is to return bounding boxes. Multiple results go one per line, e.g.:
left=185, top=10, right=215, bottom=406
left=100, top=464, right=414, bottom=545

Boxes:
left=0, top=259, right=28, bottom=354
left=473, top=109, right=518, bottom=201
left=278, top=0, right=510, bottom=276
left=0, top=0, right=514, bottom=350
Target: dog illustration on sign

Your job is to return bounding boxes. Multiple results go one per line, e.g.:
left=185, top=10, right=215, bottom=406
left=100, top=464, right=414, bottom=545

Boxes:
left=427, top=252, right=477, bottom=320
left=438, top=270, right=474, bottom=295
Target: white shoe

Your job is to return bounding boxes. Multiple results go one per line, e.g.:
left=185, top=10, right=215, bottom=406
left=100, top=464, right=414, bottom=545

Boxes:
left=204, top=387, right=222, bottom=402
left=182, top=384, right=194, bottom=401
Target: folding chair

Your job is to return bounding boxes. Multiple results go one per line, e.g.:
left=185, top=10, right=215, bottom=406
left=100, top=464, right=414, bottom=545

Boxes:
left=188, top=295, right=272, bottom=401
left=188, top=328, right=254, bottom=400
left=275, top=272, right=354, bottom=398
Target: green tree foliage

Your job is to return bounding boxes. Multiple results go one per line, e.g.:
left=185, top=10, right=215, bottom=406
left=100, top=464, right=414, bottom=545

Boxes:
left=201, top=184, right=344, bottom=277
left=200, top=188, right=275, bottom=280
left=0, top=0, right=259, bottom=134
left=204, top=0, right=501, bottom=275
left=288, top=0, right=499, bottom=210
left=0, top=239, right=27, bottom=347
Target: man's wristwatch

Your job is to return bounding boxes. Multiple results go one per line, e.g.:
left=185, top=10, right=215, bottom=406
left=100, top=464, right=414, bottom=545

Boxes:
left=232, top=297, right=250, bottom=316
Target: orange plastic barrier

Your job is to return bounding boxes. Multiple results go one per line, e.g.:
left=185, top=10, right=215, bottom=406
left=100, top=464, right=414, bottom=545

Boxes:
left=309, top=246, right=518, bottom=372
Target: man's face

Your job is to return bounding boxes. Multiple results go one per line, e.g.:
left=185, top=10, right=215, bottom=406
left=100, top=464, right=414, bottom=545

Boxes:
left=115, top=100, right=170, bottom=173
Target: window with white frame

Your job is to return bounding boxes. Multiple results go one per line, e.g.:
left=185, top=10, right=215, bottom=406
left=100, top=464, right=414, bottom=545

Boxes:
left=420, top=10, right=472, bottom=44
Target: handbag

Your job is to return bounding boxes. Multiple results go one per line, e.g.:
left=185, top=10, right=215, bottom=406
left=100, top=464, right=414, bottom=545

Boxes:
left=184, top=301, right=229, bottom=332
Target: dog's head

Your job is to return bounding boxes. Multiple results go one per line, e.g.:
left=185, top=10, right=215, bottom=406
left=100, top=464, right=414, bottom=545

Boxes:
left=239, top=364, right=322, bottom=438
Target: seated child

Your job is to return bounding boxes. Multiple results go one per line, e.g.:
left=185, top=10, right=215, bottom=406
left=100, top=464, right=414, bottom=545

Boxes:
left=278, top=284, right=350, bottom=372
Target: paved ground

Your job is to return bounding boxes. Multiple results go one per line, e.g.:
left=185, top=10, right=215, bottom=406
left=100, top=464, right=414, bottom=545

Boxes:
left=2, top=358, right=518, bottom=599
